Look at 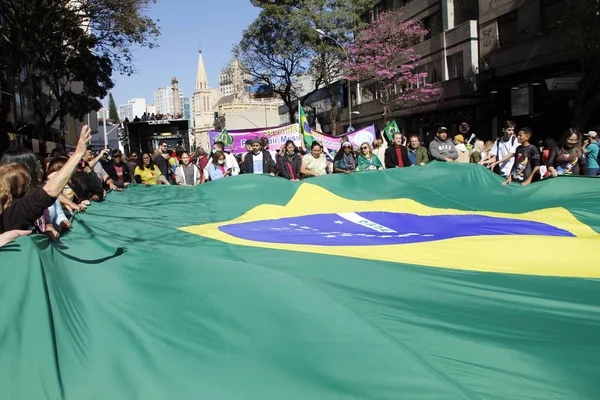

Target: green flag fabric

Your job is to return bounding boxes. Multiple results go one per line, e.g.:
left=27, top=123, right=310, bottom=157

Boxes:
left=298, top=102, right=313, bottom=148
left=384, top=120, right=400, bottom=141
left=1, top=163, right=600, bottom=399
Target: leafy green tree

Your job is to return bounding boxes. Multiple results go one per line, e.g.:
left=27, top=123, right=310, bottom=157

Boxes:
left=237, top=0, right=369, bottom=129
left=0, top=0, right=159, bottom=152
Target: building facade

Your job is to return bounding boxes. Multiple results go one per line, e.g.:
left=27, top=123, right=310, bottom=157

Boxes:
left=478, top=0, right=584, bottom=137
left=327, top=0, right=585, bottom=142
left=219, top=59, right=253, bottom=97
left=146, top=104, right=156, bottom=115
left=118, top=98, right=147, bottom=121
left=154, top=86, right=185, bottom=116
left=193, top=50, right=220, bottom=149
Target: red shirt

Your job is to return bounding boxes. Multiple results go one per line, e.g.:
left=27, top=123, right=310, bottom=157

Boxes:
left=395, top=147, right=405, bottom=167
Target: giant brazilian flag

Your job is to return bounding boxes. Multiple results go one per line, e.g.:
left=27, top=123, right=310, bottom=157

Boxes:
left=1, top=163, right=600, bottom=399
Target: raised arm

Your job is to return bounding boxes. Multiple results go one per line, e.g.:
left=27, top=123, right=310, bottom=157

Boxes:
left=43, top=126, right=91, bottom=198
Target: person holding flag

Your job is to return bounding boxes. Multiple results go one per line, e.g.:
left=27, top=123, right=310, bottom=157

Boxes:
left=384, top=120, right=404, bottom=145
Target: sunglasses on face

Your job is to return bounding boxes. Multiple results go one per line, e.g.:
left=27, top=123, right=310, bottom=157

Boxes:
left=361, top=147, right=368, bottom=150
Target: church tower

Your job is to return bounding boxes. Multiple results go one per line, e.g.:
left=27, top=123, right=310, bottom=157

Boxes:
left=193, top=49, right=216, bottom=150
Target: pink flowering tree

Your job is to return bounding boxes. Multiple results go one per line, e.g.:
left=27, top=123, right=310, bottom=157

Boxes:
left=347, top=10, right=439, bottom=123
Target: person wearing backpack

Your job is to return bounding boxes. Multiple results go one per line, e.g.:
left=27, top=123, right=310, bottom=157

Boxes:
left=583, top=131, right=599, bottom=177
left=484, top=120, right=519, bottom=178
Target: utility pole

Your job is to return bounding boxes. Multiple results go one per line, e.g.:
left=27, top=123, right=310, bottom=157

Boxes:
left=103, top=97, right=108, bottom=148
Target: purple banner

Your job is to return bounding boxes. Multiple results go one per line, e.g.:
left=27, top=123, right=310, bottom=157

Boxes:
left=209, top=124, right=378, bottom=154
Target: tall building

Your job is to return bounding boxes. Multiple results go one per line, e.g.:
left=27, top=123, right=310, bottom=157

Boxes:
left=193, top=50, right=220, bottom=149
left=219, top=58, right=253, bottom=97
left=154, top=86, right=184, bottom=116
left=146, top=104, right=156, bottom=115
left=118, top=98, right=147, bottom=121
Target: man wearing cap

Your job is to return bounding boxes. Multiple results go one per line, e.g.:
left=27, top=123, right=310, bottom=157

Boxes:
left=453, top=134, right=471, bottom=163
left=583, top=131, right=599, bottom=177
left=384, top=132, right=412, bottom=168
left=240, top=138, right=276, bottom=176
left=429, top=127, right=458, bottom=162
left=103, top=149, right=132, bottom=188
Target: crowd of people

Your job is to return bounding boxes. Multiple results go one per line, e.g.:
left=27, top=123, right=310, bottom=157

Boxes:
left=0, top=121, right=598, bottom=248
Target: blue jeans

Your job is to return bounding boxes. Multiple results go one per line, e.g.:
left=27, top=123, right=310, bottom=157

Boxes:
left=48, top=199, right=68, bottom=225
left=587, top=167, right=599, bottom=177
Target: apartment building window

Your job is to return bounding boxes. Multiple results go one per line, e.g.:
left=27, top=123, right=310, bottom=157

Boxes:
left=422, top=12, right=443, bottom=40
left=498, top=10, right=519, bottom=47
left=431, top=64, right=442, bottom=83
left=447, top=52, right=464, bottom=79
left=541, top=0, right=566, bottom=33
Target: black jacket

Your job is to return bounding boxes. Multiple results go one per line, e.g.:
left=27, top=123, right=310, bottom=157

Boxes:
left=241, top=151, right=276, bottom=174
left=102, top=160, right=132, bottom=188
left=153, top=154, right=172, bottom=183
left=384, top=146, right=413, bottom=168
left=277, top=153, right=302, bottom=180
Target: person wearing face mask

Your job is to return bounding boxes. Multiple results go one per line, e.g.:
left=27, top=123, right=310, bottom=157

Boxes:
left=547, top=128, right=585, bottom=177
left=175, top=152, right=203, bottom=186
left=212, top=141, right=239, bottom=172
left=207, top=151, right=231, bottom=181
left=240, top=138, right=276, bottom=176
left=277, top=140, right=302, bottom=181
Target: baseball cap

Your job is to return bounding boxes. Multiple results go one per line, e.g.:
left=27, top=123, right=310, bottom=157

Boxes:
left=585, top=131, right=598, bottom=138
left=454, top=134, right=465, bottom=143
left=437, top=126, right=448, bottom=132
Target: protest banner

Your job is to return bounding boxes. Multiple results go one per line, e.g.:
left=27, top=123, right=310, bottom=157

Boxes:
left=209, top=124, right=377, bottom=154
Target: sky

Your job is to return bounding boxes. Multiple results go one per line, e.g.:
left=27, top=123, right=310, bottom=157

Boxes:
left=110, top=0, right=260, bottom=109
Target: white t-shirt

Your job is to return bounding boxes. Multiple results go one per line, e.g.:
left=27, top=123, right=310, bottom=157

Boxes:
left=252, top=152, right=264, bottom=174
left=491, top=136, right=519, bottom=177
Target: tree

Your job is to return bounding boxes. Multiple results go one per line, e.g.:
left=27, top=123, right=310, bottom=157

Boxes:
left=237, top=2, right=322, bottom=124
left=0, top=0, right=159, bottom=152
left=346, top=10, right=439, bottom=124
left=559, top=0, right=600, bottom=129
left=301, top=0, right=371, bottom=135
left=239, top=0, right=370, bottom=132
left=108, top=93, right=120, bottom=123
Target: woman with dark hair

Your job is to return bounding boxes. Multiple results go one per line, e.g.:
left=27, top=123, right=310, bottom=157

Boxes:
left=300, top=142, right=328, bottom=177
left=134, top=153, right=170, bottom=185
left=547, top=128, right=585, bottom=177
left=207, top=150, right=231, bottom=181
left=0, top=125, right=92, bottom=233
left=1, top=147, right=64, bottom=238
left=333, top=142, right=356, bottom=174
left=277, top=140, right=302, bottom=181
left=175, top=152, right=203, bottom=186
left=0, top=146, right=43, bottom=186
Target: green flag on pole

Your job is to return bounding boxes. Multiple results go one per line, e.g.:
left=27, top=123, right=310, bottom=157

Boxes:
left=298, top=101, right=313, bottom=148
left=1, top=164, right=600, bottom=399
left=384, top=120, right=400, bottom=141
